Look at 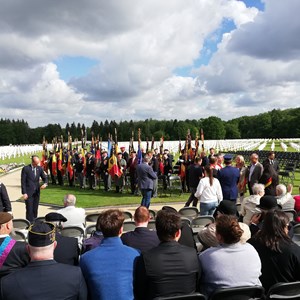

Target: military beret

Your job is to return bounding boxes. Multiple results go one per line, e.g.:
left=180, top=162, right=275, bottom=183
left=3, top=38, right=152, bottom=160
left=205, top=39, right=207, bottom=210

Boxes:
left=28, top=222, right=56, bottom=247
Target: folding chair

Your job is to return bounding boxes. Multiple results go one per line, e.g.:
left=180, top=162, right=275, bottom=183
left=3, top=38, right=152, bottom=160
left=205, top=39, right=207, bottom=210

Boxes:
left=210, top=286, right=265, bottom=300
left=266, top=281, right=300, bottom=299
left=122, top=220, right=136, bottom=233
left=179, top=207, right=199, bottom=220
left=191, top=216, right=214, bottom=234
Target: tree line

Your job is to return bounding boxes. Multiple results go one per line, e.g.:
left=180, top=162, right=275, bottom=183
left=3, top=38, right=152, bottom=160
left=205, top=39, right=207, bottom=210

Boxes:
left=0, top=107, right=299, bottom=146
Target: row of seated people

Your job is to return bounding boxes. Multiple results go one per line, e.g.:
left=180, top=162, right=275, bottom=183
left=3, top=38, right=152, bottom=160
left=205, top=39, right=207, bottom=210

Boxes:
left=1, top=198, right=300, bottom=299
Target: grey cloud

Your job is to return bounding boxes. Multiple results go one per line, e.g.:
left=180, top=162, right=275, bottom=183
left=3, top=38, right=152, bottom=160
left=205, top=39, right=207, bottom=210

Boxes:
left=228, top=0, right=300, bottom=60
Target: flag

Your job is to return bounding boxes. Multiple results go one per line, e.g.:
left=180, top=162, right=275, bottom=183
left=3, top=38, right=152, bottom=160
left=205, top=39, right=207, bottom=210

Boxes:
left=137, top=144, right=143, bottom=164
left=52, top=153, right=57, bottom=176
left=57, top=148, right=63, bottom=171
left=108, top=153, right=122, bottom=177
left=178, top=140, right=181, bottom=154
left=107, top=138, right=112, bottom=158
left=67, top=154, right=74, bottom=179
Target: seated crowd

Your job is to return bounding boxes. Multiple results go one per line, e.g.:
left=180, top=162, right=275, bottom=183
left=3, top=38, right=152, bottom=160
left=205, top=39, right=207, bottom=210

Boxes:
left=1, top=150, right=300, bottom=299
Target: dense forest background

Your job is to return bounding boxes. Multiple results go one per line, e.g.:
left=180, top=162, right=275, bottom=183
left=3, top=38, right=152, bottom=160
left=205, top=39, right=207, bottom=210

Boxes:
left=1, top=108, right=299, bottom=145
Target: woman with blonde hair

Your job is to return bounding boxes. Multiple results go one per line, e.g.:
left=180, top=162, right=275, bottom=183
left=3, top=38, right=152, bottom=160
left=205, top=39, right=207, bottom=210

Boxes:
left=235, top=155, right=247, bottom=204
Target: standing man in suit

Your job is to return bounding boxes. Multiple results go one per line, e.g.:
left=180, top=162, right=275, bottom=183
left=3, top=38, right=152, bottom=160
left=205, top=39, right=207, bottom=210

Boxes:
left=135, top=209, right=200, bottom=299
left=127, top=150, right=138, bottom=195
left=218, top=154, right=240, bottom=202
left=247, top=153, right=263, bottom=195
left=263, top=151, right=280, bottom=173
left=1, top=221, right=87, bottom=300
left=21, top=155, right=48, bottom=222
left=136, top=156, right=157, bottom=208
left=121, top=206, right=160, bottom=252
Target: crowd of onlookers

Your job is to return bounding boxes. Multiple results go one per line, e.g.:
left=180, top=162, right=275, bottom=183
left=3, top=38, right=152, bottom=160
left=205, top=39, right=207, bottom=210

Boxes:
left=1, top=148, right=300, bottom=299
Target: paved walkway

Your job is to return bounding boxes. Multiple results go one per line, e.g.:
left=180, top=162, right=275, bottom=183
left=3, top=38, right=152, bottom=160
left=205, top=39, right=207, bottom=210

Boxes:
left=1, top=169, right=186, bottom=219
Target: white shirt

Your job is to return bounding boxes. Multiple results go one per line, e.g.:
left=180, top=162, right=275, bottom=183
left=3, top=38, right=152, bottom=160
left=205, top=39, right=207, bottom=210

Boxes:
left=57, top=206, right=86, bottom=229
left=195, top=177, right=223, bottom=203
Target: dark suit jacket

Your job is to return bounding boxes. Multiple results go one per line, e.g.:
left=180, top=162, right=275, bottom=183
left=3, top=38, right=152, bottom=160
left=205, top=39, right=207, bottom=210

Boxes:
left=0, top=260, right=87, bottom=300
left=0, top=237, right=30, bottom=279
left=247, top=162, right=263, bottom=188
left=136, top=162, right=157, bottom=190
left=0, top=184, right=12, bottom=212
left=135, top=241, right=200, bottom=300
left=218, top=166, right=240, bottom=200
left=21, top=164, right=48, bottom=197
left=121, top=227, right=160, bottom=252
left=54, top=233, right=80, bottom=266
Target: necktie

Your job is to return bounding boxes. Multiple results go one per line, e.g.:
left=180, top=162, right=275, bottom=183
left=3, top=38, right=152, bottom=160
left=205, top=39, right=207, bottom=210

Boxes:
left=32, top=167, right=36, bottom=177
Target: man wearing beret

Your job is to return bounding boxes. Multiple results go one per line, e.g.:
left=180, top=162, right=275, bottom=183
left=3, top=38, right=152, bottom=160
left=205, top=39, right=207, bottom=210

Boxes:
left=21, top=155, right=48, bottom=222
left=0, top=212, right=30, bottom=279
left=1, top=221, right=87, bottom=300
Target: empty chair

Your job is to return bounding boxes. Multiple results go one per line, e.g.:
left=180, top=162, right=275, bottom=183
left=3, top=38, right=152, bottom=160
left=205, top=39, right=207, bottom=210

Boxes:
left=181, top=217, right=191, bottom=226
left=85, top=224, right=97, bottom=237
left=155, top=293, right=206, bottom=300
left=12, top=218, right=30, bottom=230
left=210, top=286, right=265, bottom=300
left=169, top=175, right=183, bottom=195
left=123, top=211, right=133, bottom=220
left=191, top=216, right=214, bottom=234
left=122, top=220, right=136, bottom=232
left=179, top=207, right=199, bottom=220
left=149, top=209, right=156, bottom=220
left=282, top=210, right=296, bottom=222
left=85, top=213, right=100, bottom=225
left=147, top=220, right=156, bottom=231
left=10, top=230, right=27, bottom=242
left=266, top=281, right=300, bottom=299
left=293, top=224, right=300, bottom=234
left=59, top=226, right=85, bottom=244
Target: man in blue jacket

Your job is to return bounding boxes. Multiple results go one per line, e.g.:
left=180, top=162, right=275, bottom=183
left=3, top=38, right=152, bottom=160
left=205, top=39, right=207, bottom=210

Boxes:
left=136, top=155, right=157, bottom=208
left=218, top=154, right=240, bottom=202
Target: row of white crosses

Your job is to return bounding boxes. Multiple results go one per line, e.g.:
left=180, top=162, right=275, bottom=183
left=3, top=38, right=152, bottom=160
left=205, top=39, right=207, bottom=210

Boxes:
left=0, top=145, right=43, bottom=160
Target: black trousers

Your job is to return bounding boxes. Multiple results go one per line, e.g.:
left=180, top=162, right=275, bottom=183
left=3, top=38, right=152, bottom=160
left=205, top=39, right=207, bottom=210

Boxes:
left=25, top=192, right=40, bottom=222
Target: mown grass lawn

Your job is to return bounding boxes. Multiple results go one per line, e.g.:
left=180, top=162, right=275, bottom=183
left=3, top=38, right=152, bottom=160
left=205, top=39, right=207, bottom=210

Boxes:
left=40, top=184, right=185, bottom=208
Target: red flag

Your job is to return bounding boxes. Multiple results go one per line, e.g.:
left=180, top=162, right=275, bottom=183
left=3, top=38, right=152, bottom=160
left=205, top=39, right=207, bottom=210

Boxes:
left=57, top=149, right=63, bottom=171
left=67, top=155, right=74, bottom=179
left=108, top=154, right=122, bottom=177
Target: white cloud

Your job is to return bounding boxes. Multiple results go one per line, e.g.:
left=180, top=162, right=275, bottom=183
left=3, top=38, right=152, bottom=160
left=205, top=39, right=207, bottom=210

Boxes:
left=0, top=0, right=299, bottom=128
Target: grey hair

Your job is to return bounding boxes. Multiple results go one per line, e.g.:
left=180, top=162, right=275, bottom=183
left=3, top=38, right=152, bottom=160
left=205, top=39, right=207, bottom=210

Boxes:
left=276, top=184, right=287, bottom=196
left=63, top=194, right=76, bottom=206
left=252, top=183, right=265, bottom=195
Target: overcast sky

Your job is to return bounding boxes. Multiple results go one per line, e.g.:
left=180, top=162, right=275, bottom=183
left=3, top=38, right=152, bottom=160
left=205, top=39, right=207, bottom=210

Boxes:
left=1, top=0, right=299, bottom=128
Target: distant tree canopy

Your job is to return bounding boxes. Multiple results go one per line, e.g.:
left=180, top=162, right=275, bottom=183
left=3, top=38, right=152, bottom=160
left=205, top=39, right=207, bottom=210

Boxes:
left=0, top=107, right=299, bottom=145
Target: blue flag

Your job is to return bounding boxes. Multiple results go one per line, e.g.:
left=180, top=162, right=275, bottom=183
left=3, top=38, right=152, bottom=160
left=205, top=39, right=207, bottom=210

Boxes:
left=137, top=144, right=142, bottom=164
left=107, top=138, right=112, bottom=158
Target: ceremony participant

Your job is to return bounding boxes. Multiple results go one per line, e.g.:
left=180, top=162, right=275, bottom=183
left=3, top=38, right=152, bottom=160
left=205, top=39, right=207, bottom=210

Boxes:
left=21, top=155, right=48, bottom=222
left=199, top=215, right=261, bottom=298
left=241, top=183, right=265, bottom=225
left=147, top=150, right=159, bottom=198
left=45, top=212, right=80, bottom=266
left=80, top=209, right=140, bottom=300
left=74, top=152, right=84, bottom=188
left=100, top=150, right=111, bottom=191
left=86, top=152, right=96, bottom=189
left=235, top=155, right=247, bottom=204
left=1, top=221, right=87, bottom=300
left=135, top=209, right=200, bottom=299
left=127, top=151, right=138, bottom=195
left=0, top=182, right=12, bottom=213
left=248, top=210, right=300, bottom=293
left=263, top=151, right=280, bottom=173
left=121, top=206, right=160, bottom=252
left=0, top=212, right=30, bottom=279
left=185, top=157, right=203, bottom=207
left=195, top=165, right=223, bottom=215
left=120, top=146, right=129, bottom=163
left=259, top=162, right=279, bottom=196
left=208, top=147, right=216, bottom=159
left=136, top=156, right=157, bottom=208
left=276, top=184, right=295, bottom=210
left=247, top=153, right=263, bottom=195
left=114, top=152, right=127, bottom=193
left=57, top=194, right=85, bottom=229
left=218, top=154, right=240, bottom=202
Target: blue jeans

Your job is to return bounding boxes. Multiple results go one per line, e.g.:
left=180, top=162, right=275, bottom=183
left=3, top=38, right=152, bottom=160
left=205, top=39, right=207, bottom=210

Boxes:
left=141, top=189, right=152, bottom=208
left=200, top=201, right=218, bottom=216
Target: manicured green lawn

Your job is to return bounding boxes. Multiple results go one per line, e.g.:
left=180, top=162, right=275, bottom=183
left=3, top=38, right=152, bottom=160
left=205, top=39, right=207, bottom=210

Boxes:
left=0, top=152, right=42, bottom=165
left=40, top=184, right=184, bottom=208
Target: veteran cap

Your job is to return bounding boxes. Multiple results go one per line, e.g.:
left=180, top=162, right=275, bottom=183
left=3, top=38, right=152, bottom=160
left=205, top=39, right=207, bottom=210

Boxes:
left=45, top=212, right=67, bottom=223
left=0, top=212, right=12, bottom=225
left=223, top=154, right=233, bottom=162
left=28, top=222, right=56, bottom=247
